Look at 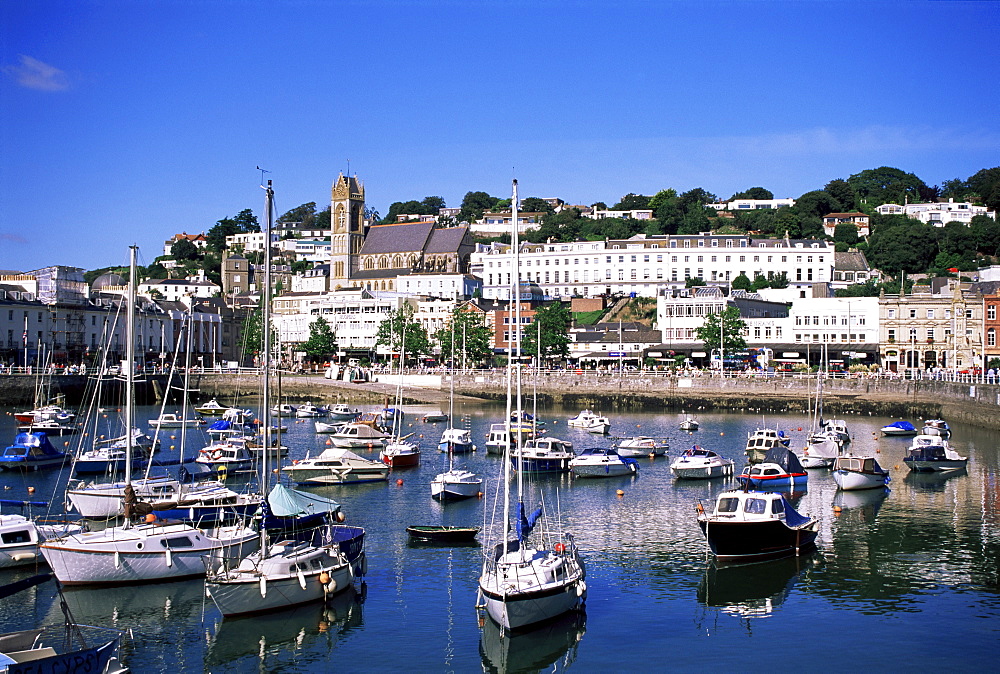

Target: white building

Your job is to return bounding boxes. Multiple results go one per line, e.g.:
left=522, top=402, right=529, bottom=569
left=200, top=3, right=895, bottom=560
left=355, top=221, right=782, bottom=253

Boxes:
left=395, top=273, right=481, bottom=300
left=708, top=198, right=796, bottom=211
left=279, top=239, right=331, bottom=263
left=474, top=234, right=843, bottom=300
left=876, top=199, right=996, bottom=226
left=225, top=231, right=280, bottom=253
left=138, top=277, right=219, bottom=302
left=469, top=212, right=545, bottom=235
left=584, top=208, right=653, bottom=220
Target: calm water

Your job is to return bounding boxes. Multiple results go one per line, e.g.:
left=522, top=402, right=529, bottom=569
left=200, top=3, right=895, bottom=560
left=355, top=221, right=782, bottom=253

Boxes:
left=1, top=399, right=999, bottom=672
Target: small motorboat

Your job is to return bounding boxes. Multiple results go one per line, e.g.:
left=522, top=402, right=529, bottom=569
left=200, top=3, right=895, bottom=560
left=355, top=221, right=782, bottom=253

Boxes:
left=328, top=423, right=390, bottom=449
left=270, top=403, right=297, bottom=417
left=295, top=402, right=328, bottom=418
left=881, top=420, right=918, bottom=437
left=797, top=430, right=842, bottom=469
left=327, top=403, right=360, bottom=422
left=921, top=419, right=951, bottom=438
left=569, top=446, right=638, bottom=478
left=567, top=410, right=610, bottom=434
left=0, top=432, right=71, bottom=471
left=194, top=398, right=230, bottom=416
left=405, top=525, right=480, bottom=542
left=833, top=455, right=891, bottom=490
left=679, top=417, right=699, bottom=431
left=281, top=447, right=390, bottom=485
left=903, top=434, right=967, bottom=472
left=196, top=436, right=256, bottom=473
left=14, top=418, right=80, bottom=435
left=670, top=446, right=735, bottom=479
left=378, top=406, right=403, bottom=426
left=148, top=412, right=204, bottom=429
left=430, top=468, right=482, bottom=501
left=0, top=504, right=83, bottom=568
left=511, top=437, right=574, bottom=474
left=697, top=489, right=819, bottom=562
left=745, top=428, right=790, bottom=464
left=820, top=419, right=851, bottom=444
left=13, top=403, right=75, bottom=426
left=438, top=427, right=474, bottom=454
left=421, top=411, right=449, bottom=423
left=615, top=436, right=668, bottom=458
left=738, top=446, right=808, bottom=490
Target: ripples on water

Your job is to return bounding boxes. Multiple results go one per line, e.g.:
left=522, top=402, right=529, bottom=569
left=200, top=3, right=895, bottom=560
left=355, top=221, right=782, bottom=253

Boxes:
left=1, top=400, right=999, bottom=671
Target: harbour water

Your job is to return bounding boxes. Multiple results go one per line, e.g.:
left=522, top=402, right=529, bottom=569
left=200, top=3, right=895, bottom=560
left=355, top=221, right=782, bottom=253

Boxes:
left=1, top=401, right=998, bottom=672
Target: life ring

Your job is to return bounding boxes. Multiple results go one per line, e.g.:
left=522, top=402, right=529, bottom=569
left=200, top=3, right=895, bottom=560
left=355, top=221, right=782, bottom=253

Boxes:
left=211, top=450, right=223, bottom=461
left=554, top=542, right=566, bottom=553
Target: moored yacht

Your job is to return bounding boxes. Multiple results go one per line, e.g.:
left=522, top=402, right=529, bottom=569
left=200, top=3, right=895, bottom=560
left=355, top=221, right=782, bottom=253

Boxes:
left=697, top=489, right=819, bottom=561
left=833, top=455, right=891, bottom=490
left=903, top=434, right=967, bottom=472
left=670, top=446, right=735, bottom=479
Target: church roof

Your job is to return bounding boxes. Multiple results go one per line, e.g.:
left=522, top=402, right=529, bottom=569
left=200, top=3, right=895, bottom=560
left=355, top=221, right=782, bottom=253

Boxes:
left=424, top=227, right=469, bottom=254
left=359, top=222, right=434, bottom=255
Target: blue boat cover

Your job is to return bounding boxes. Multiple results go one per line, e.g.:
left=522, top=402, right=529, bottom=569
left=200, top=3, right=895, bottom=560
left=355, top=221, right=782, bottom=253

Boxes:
left=763, top=445, right=805, bottom=473
left=516, top=502, right=543, bottom=540
left=7, top=432, right=63, bottom=457
left=781, top=496, right=812, bottom=528
left=886, top=420, right=916, bottom=431
left=208, top=419, right=232, bottom=431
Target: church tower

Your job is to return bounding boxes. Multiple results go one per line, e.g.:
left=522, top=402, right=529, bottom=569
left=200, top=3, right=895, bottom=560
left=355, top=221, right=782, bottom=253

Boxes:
left=330, top=172, right=366, bottom=281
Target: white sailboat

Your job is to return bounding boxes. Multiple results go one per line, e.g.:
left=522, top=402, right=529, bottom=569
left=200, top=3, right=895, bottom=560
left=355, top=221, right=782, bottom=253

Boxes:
left=380, top=324, right=421, bottom=468
left=478, top=179, right=586, bottom=631
left=205, top=178, right=356, bottom=617
left=431, top=327, right=481, bottom=500
left=41, top=246, right=259, bottom=585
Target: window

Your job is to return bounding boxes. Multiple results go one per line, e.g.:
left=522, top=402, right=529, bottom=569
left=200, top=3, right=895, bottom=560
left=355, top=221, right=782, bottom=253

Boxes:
left=927, top=329, right=935, bottom=340
left=745, top=499, right=767, bottom=515
left=989, top=305, right=997, bottom=321
left=909, top=309, right=917, bottom=319
left=888, top=309, right=896, bottom=319
left=927, top=309, right=934, bottom=319
left=989, top=328, right=996, bottom=347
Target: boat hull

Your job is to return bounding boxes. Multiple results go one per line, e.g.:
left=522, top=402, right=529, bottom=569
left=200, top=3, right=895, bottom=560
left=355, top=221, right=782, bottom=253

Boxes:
left=381, top=451, right=420, bottom=468
left=833, top=469, right=890, bottom=490
left=671, top=462, right=734, bottom=479
left=738, top=473, right=808, bottom=490
left=698, top=518, right=818, bottom=562
left=430, top=473, right=481, bottom=500
left=207, top=560, right=353, bottom=617
left=903, top=457, right=968, bottom=472
left=571, top=463, right=635, bottom=478
left=282, top=466, right=389, bottom=485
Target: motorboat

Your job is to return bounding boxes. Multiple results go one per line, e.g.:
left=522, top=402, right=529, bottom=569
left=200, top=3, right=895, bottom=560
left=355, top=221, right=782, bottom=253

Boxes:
left=881, top=420, right=918, bottom=437
left=378, top=406, right=403, bottom=426
left=697, top=489, right=819, bottom=562
left=833, top=455, right=891, bottom=490
left=296, top=402, right=328, bottom=418
left=73, top=443, right=148, bottom=476
left=820, top=419, right=851, bottom=444
left=738, top=446, right=808, bottom=490
left=567, top=410, right=610, bottom=434
left=615, top=436, right=668, bottom=458
left=0, top=432, right=70, bottom=471
left=147, top=412, right=204, bottom=429
left=903, top=434, right=967, bottom=472
left=484, top=423, right=512, bottom=455
left=195, top=399, right=230, bottom=416
left=0, top=503, right=82, bottom=569
left=679, top=417, right=699, bottom=431
left=270, top=403, right=297, bottom=417
left=406, top=525, right=480, bottom=542
left=13, top=402, right=75, bottom=426
left=14, top=418, right=79, bottom=435
left=569, top=446, right=638, bottom=478
left=430, top=467, right=482, bottom=500
left=196, top=435, right=256, bottom=473
left=744, top=427, right=791, bottom=464
left=281, top=447, right=390, bottom=485
left=438, top=427, right=474, bottom=454
left=314, top=420, right=341, bottom=433
left=328, top=423, right=390, bottom=449
left=670, top=446, right=735, bottom=479
left=921, top=419, right=951, bottom=438
left=380, top=435, right=421, bottom=468
left=327, top=403, right=360, bottom=422
left=421, top=411, right=449, bottom=423
left=511, top=437, right=574, bottom=473
left=478, top=180, right=586, bottom=632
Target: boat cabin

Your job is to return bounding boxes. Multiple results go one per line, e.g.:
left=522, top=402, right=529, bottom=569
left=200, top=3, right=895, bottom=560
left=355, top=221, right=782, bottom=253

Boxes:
left=710, top=490, right=790, bottom=522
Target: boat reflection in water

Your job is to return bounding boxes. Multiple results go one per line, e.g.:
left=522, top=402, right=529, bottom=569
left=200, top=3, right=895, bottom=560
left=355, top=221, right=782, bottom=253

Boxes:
left=206, top=585, right=364, bottom=670
left=832, top=486, right=890, bottom=522
left=697, top=554, right=818, bottom=620
left=903, top=466, right=968, bottom=492
left=55, top=578, right=206, bottom=632
left=479, top=609, right=586, bottom=674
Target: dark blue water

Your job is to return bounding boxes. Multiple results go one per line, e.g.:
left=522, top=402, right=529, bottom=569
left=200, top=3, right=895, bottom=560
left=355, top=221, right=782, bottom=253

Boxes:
left=2, top=400, right=999, bottom=672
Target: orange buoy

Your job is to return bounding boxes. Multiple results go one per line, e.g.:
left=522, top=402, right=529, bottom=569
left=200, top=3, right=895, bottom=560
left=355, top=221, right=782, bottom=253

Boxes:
left=326, top=439, right=333, bottom=445
left=696, top=503, right=704, bottom=513
left=145, top=513, right=157, bottom=523
left=319, top=572, right=331, bottom=584
left=478, top=492, right=484, bottom=498
left=720, top=432, right=724, bottom=436
left=797, top=427, right=802, bottom=431
left=833, top=505, right=842, bottom=513
left=554, top=542, right=566, bottom=553
left=27, top=486, right=35, bottom=493
left=396, top=478, right=404, bottom=486
left=616, top=489, right=625, bottom=497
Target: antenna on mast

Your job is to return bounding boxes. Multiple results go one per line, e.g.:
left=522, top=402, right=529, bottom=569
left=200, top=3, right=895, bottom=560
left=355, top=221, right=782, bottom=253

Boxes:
left=256, top=165, right=270, bottom=187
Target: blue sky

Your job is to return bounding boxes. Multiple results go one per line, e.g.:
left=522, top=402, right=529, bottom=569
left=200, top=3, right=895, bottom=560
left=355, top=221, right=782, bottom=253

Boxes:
left=2, top=0, right=998, bottom=272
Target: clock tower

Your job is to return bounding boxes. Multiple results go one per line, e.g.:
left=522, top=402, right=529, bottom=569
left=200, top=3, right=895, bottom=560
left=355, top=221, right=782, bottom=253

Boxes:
left=330, top=172, right=366, bottom=281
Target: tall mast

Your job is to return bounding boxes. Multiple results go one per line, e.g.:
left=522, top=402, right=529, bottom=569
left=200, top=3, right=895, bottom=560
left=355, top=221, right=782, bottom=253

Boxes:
left=261, top=179, right=274, bottom=488
left=124, top=245, right=137, bottom=485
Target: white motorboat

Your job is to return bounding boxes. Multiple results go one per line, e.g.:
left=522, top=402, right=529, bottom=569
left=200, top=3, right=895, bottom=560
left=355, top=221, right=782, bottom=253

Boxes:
left=670, top=446, right=735, bottom=479
left=196, top=435, right=256, bottom=473
left=615, top=436, right=668, bottom=458
left=679, top=417, right=699, bottom=431
left=833, top=455, right=891, bottom=490
left=903, top=434, right=967, bottom=472
left=744, top=427, right=790, bottom=464
left=296, top=402, right=327, bottom=418
left=484, top=423, right=512, bottom=455
left=0, top=506, right=82, bottom=568
left=430, top=467, right=482, bottom=500
left=511, top=437, right=574, bottom=473
left=798, top=430, right=842, bottom=469
left=328, top=423, right=390, bottom=449
left=479, top=180, right=586, bottom=631
left=820, top=419, right=851, bottom=444
left=921, top=419, right=951, bottom=438
left=194, top=399, right=230, bottom=416
left=570, top=446, right=638, bottom=478
left=328, top=403, right=360, bottom=422
left=281, top=447, right=389, bottom=485
left=148, top=413, right=204, bottom=429
left=567, top=410, right=610, bottom=434
left=438, top=427, right=475, bottom=454
left=270, top=403, right=297, bottom=417
left=881, top=420, right=918, bottom=436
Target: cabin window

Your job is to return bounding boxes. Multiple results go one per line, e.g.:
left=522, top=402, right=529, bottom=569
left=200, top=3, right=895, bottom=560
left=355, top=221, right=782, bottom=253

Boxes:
left=161, top=537, right=194, bottom=548
left=1, top=530, right=32, bottom=544
left=770, top=500, right=784, bottom=514
left=717, top=498, right=740, bottom=513
left=745, top=499, right=767, bottom=514
left=764, top=468, right=780, bottom=476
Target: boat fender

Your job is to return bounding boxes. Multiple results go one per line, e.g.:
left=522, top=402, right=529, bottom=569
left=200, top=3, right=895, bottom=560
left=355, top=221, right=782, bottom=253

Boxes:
left=298, top=570, right=307, bottom=590
left=114, top=550, right=121, bottom=569
left=360, top=553, right=368, bottom=576
left=325, top=577, right=338, bottom=594
left=11, top=552, right=37, bottom=562
left=259, top=576, right=267, bottom=598
left=576, top=580, right=587, bottom=598
left=165, top=547, right=172, bottom=568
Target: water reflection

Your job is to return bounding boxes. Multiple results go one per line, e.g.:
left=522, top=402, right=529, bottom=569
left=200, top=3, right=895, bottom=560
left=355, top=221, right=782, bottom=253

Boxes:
left=903, top=467, right=968, bottom=491
left=479, top=609, right=586, bottom=674
left=697, top=554, right=817, bottom=620
left=832, top=487, right=889, bottom=520
left=206, top=585, right=364, bottom=671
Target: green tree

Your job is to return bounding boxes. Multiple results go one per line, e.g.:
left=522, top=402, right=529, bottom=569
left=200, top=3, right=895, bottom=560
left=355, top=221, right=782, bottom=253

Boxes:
left=521, top=302, right=571, bottom=364
left=375, top=304, right=431, bottom=363
left=233, top=208, right=260, bottom=233
left=795, top=190, right=841, bottom=219
left=824, top=179, right=855, bottom=211
left=751, top=274, right=769, bottom=291
left=612, top=193, right=650, bottom=210
left=970, top=214, right=1000, bottom=255
left=696, top=306, right=747, bottom=353
left=434, top=308, right=493, bottom=367
left=277, top=202, right=317, bottom=226
left=731, top=273, right=752, bottom=291
left=520, top=197, right=553, bottom=214
left=833, top=223, right=859, bottom=246
left=768, top=271, right=789, bottom=289
left=170, top=238, right=201, bottom=261
left=968, top=167, right=1000, bottom=211
left=458, top=191, right=498, bottom=223
left=847, top=166, right=927, bottom=207
left=300, top=316, right=338, bottom=362
left=685, top=277, right=706, bottom=288
left=732, top=187, right=773, bottom=200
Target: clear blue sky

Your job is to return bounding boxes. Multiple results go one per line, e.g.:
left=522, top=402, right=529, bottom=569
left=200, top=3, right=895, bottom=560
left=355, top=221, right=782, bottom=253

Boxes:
left=2, top=0, right=998, bottom=272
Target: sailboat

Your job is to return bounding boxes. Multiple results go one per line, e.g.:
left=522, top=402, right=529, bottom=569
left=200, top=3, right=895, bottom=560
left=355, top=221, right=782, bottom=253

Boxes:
left=380, top=322, right=421, bottom=468
left=431, top=328, right=481, bottom=500
left=40, top=246, right=259, bottom=585
left=205, top=178, right=358, bottom=617
left=477, top=179, right=587, bottom=631
left=798, top=351, right=844, bottom=469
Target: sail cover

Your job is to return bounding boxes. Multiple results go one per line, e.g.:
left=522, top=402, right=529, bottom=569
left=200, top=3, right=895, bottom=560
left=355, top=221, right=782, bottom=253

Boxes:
left=267, top=483, right=340, bottom=517
left=516, top=502, right=543, bottom=540
left=763, top=445, right=805, bottom=473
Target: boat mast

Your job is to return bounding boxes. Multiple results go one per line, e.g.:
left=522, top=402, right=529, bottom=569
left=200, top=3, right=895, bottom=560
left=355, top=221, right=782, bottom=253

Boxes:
left=124, top=245, right=137, bottom=487
left=177, top=302, right=195, bottom=489
left=261, top=179, right=275, bottom=492
left=512, top=179, right=524, bottom=543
